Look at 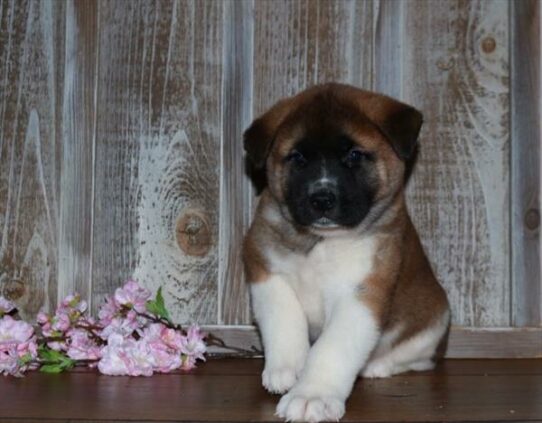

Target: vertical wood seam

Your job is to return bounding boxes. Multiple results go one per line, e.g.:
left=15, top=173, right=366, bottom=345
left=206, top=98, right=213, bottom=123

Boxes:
left=218, top=0, right=224, bottom=324
left=510, top=0, right=541, bottom=326
left=509, top=0, right=514, bottom=328
left=374, top=0, right=404, bottom=99
left=88, top=0, right=100, bottom=311
left=58, top=0, right=98, bottom=304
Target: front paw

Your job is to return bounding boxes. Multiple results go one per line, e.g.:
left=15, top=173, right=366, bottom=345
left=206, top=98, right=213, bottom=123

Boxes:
left=263, top=366, right=299, bottom=394
left=262, top=348, right=307, bottom=394
left=276, top=390, right=345, bottom=422
left=362, top=359, right=394, bottom=379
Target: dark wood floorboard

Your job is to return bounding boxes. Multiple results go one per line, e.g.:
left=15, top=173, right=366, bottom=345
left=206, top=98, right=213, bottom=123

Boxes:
left=1, top=359, right=541, bottom=423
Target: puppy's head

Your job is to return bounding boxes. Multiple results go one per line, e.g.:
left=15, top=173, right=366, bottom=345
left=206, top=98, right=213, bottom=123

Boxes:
left=244, top=83, right=422, bottom=232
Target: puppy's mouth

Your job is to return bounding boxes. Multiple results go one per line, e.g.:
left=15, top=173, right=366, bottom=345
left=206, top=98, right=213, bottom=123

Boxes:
left=310, top=217, right=341, bottom=229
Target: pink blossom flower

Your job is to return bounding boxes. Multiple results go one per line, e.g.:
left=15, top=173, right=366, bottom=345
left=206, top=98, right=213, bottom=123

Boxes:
left=56, top=294, right=87, bottom=326
left=39, top=323, right=67, bottom=351
left=37, top=310, right=69, bottom=351
left=0, top=297, right=15, bottom=316
left=58, top=294, right=87, bottom=314
left=147, top=341, right=181, bottom=373
left=38, top=295, right=89, bottom=349
left=140, top=324, right=182, bottom=373
left=36, top=311, right=71, bottom=351
left=52, top=312, right=71, bottom=332
left=180, top=354, right=198, bottom=371
left=47, top=340, right=68, bottom=352
left=98, top=334, right=154, bottom=376
left=66, top=329, right=102, bottom=361
left=36, top=311, right=50, bottom=325
left=176, top=326, right=206, bottom=371
left=100, top=310, right=143, bottom=340
left=147, top=323, right=184, bottom=351
left=0, top=348, right=20, bottom=376
left=98, top=297, right=120, bottom=326
left=2, top=284, right=207, bottom=377
left=0, top=316, right=35, bottom=346
left=0, top=316, right=38, bottom=376
left=180, top=325, right=206, bottom=362
left=114, top=280, right=151, bottom=313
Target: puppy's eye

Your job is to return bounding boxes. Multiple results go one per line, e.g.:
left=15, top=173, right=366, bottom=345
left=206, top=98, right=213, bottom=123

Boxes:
left=286, top=150, right=307, bottom=167
left=344, top=149, right=372, bottom=167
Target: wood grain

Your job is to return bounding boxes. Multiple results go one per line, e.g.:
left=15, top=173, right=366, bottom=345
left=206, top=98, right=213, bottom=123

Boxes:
left=218, top=0, right=254, bottom=325
left=447, top=326, right=542, bottom=358
left=57, top=0, right=98, bottom=305
left=395, top=0, right=510, bottom=326
left=0, top=0, right=65, bottom=319
left=374, top=0, right=404, bottom=97
left=1, top=359, right=541, bottom=422
left=204, top=325, right=542, bottom=359
left=511, top=0, right=541, bottom=327
left=252, top=0, right=374, bottom=116
left=91, top=0, right=223, bottom=324
left=0, top=0, right=538, bottom=348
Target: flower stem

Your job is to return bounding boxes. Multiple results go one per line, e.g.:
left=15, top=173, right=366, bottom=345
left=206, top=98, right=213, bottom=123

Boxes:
left=205, top=333, right=262, bottom=356
left=127, top=307, right=183, bottom=332
left=74, top=323, right=106, bottom=345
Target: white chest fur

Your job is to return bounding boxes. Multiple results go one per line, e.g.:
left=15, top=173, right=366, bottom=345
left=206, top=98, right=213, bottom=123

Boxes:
left=267, top=236, right=376, bottom=339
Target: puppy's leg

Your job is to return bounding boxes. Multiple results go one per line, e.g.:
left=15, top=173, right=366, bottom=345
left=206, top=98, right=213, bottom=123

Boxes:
left=251, top=275, right=310, bottom=394
left=277, top=297, right=379, bottom=423
left=363, top=311, right=449, bottom=379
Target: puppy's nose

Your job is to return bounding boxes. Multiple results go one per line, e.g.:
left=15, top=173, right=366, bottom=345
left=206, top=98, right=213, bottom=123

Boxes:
left=310, top=190, right=336, bottom=212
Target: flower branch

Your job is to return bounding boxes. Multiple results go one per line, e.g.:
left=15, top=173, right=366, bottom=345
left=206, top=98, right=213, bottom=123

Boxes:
left=0, top=281, right=207, bottom=377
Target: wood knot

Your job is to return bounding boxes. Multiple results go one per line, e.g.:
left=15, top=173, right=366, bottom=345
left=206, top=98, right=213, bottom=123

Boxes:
left=481, top=36, right=496, bottom=53
left=176, top=210, right=212, bottom=256
left=524, top=208, right=540, bottom=231
left=3, top=279, right=25, bottom=300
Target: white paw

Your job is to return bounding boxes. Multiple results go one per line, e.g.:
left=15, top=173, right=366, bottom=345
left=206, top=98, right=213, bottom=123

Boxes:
left=362, top=360, right=394, bottom=378
left=276, top=391, right=345, bottom=422
left=408, top=359, right=435, bottom=372
left=263, top=366, right=299, bottom=394
left=262, top=346, right=308, bottom=394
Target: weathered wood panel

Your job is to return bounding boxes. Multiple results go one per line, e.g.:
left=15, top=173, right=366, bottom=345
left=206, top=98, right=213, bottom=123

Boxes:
left=381, top=0, right=510, bottom=326
left=218, top=0, right=254, bottom=324
left=91, top=0, right=223, bottom=324
left=252, top=0, right=374, bottom=116
left=511, top=0, right=541, bottom=327
left=0, top=0, right=538, bottom=347
left=374, top=0, right=404, bottom=98
left=204, top=325, right=542, bottom=359
left=0, top=0, right=65, bottom=319
left=57, top=0, right=98, bottom=305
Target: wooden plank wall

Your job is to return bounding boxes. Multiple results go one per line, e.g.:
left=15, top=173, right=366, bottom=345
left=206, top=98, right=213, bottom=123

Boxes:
left=91, top=1, right=223, bottom=324
left=511, top=0, right=541, bottom=327
left=0, top=0, right=540, bottom=350
left=400, top=1, right=511, bottom=327
left=0, top=0, right=65, bottom=320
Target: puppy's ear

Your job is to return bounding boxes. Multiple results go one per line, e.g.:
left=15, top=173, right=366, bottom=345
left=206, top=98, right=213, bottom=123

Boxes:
left=354, top=90, right=423, bottom=161
left=374, top=102, right=423, bottom=160
left=243, top=97, right=295, bottom=168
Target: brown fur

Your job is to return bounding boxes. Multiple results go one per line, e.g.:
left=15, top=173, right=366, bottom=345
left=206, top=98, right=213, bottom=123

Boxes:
left=356, top=193, right=449, bottom=341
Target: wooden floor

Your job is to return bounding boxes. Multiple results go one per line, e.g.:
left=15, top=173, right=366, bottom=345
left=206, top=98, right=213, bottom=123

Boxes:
left=1, top=358, right=541, bottom=422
